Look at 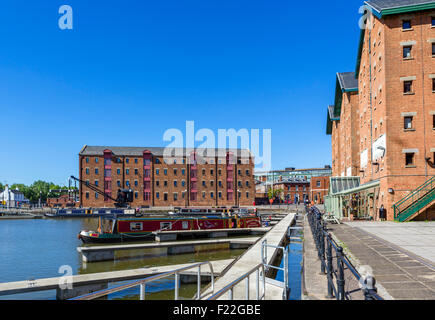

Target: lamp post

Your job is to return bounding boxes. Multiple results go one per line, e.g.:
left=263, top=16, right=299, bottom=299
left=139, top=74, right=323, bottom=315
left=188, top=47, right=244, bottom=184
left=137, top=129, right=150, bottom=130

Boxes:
left=183, top=189, right=188, bottom=208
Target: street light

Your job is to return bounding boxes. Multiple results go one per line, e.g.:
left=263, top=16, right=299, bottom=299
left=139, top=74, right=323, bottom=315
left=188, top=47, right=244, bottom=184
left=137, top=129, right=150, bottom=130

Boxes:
left=183, top=189, right=188, bottom=208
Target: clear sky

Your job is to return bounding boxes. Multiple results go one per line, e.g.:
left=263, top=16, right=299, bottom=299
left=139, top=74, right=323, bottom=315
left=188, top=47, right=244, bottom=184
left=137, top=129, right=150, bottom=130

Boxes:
left=0, top=0, right=364, bottom=186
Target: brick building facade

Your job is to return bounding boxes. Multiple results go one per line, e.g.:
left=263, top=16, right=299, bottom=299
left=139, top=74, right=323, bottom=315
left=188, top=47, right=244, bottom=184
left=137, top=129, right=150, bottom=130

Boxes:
left=327, top=0, right=435, bottom=220
left=310, top=176, right=330, bottom=204
left=79, top=146, right=256, bottom=208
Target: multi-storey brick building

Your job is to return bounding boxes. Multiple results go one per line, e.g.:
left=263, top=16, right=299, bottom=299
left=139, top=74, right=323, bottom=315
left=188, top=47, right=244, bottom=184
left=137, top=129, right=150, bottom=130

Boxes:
left=326, top=0, right=435, bottom=221
left=79, top=146, right=256, bottom=208
left=310, top=176, right=330, bottom=204
left=327, top=73, right=360, bottom=177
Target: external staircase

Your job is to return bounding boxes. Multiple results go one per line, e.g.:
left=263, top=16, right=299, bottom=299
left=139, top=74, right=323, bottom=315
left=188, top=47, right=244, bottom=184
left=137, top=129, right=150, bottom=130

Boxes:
left=393, top=176, right=435, bottom=222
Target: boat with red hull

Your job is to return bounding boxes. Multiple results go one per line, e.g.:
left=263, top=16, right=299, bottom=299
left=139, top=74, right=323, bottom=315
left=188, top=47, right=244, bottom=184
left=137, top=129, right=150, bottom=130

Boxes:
left=78, top=215, right=262, bottom=244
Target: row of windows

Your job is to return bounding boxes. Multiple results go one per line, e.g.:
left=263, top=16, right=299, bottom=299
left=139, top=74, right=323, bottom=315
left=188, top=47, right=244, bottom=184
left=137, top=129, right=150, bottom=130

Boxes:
left=401, top=17, right=435, bottom=30
left=83, top=190, right=252, bottom=201
left=86, top=180, right=252, bottom=189
left=154, top=191, right=251, bottom=201
left=402, top=43, right=435, bottom=59
left=402, top=78, right=435, bottom=94
left=85, top=156, right=251, bottom=165
left=404, top=152, right=435, bottom=167
left=85, top=191, right=140, bottom=200
left=84, top=167, right=251, bottom=177
left=403, top=115, right=435, bottom=130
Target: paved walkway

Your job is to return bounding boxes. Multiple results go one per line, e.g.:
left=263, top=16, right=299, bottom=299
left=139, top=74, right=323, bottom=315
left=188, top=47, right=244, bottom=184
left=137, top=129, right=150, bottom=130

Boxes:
left=329, top=223, right=435, bottom=300
left=346, top=222, right=435, bottom=264
left=302, top=214, right=332, bottom=300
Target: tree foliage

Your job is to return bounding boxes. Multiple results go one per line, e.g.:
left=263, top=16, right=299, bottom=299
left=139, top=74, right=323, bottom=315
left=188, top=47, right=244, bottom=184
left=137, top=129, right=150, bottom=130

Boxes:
left=6, top=181, right=77, bottom=203
left=267, top=188, right=284, bottom=200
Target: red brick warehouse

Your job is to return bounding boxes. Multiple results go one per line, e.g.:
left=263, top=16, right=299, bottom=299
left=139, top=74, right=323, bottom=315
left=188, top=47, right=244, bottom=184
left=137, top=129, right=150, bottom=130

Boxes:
left=78, top=146, right=256, bottom=208
left=326, top=0, right=435, bottom=221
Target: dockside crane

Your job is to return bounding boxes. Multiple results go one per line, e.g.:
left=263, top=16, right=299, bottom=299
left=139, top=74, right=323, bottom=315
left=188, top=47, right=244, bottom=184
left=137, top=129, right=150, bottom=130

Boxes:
left=70, top=176, right=134, bottom=208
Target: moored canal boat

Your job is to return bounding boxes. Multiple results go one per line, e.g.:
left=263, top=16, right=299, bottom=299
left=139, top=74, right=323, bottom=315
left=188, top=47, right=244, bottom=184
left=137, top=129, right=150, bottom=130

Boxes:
left=78, top=215, right=262, bottom=244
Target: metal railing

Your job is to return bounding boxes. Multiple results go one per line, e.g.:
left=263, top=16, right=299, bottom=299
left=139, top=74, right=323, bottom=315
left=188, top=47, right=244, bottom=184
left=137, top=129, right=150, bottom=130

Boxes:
left=69, top=261, right=215, bottom=300
left=308, top=206, right=383, bottom=300
left=261, top=239, right=290, bottom=299
left=207, top=264, right=265, bottom=300
left=393, top=176, right=435, bottom=221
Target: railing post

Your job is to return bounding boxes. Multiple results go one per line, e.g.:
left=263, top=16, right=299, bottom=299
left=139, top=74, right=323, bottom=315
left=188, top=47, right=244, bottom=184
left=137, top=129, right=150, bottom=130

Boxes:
left=245, top=276, right=250, bottom=300
left=262, top=240, right=267, bottom=265
left=197, top=265, right=201, bottom=299
left=140, top=283, right=146, bottom=300
left=284, top=247, right=289, bottom=299
left=326, top=234, right=334, bottom=299
left=362, top=275, right=377, bottom=301
left=262, top=266, right=266, bottom=300
left=336, top=247, right=345, bottom=300
left=229, top=287, right=233, bottom=300
left=174, top=273, right=180, bottom=300
left=256, top=268, right=260, bottom=300
left=320, top=222, right=326, bottom=274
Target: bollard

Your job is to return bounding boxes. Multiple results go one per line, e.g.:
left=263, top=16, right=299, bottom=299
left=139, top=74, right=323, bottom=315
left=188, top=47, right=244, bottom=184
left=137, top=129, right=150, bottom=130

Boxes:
left=336, top=247, right=345, bottom=300
left=362, top=275, right=377, bottom=300
left=326, top=234, right=334, bottom=298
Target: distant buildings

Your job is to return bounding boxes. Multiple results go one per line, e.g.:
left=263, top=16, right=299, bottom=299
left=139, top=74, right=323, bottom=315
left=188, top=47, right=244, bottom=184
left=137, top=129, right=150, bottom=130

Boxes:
left=0, top=185, right=30, bottom=208
left=47, top=194, right=78, bottom=208
left=326, top=0, right=435, bottom=221
left=79, top=146, right=256, bottom=208
left=254, top=166, right=332, bottom=205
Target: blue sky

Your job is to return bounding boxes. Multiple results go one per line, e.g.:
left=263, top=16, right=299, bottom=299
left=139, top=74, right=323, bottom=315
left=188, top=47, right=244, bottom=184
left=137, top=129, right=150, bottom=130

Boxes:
left=0, top=0, right=363, bottom=186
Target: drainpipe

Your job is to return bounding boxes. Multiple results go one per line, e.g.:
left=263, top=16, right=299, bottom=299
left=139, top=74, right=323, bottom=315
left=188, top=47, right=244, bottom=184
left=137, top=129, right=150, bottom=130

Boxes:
left=420, top=15, right=428, bottom=177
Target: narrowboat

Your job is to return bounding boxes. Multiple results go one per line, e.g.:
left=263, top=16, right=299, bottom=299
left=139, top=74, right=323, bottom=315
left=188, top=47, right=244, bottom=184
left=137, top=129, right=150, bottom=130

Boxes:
left=78, top=215, right=262, bottom=244
left=45, top=208, right=136, bottom=218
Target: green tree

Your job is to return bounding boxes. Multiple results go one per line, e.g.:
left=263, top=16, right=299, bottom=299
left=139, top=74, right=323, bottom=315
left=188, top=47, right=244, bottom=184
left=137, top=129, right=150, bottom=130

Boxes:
left=268, top=188, right=284, bottom=200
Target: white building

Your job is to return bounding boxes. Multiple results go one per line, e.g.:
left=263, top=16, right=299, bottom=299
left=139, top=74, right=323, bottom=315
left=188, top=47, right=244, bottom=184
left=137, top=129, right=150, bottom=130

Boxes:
left=0, top=185, right=30, bottom=208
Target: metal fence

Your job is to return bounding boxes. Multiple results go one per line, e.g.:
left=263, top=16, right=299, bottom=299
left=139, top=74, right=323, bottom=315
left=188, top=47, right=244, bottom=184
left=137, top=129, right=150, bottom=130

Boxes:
left=207, top=263, right=266, bottom=300
left=308, top=206, right=383, bottom=300
left=70, top=261, right=215, bottom=300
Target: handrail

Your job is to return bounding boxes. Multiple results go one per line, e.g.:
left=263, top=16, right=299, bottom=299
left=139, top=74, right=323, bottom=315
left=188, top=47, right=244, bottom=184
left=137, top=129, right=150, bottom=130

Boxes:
left=207, top=263, right=265, bottom=300
left=393, top=176, right=434, bottom=212
left=394, top=176, right=435, bottom=220
left=395, top=188, right=435, bottom=222
left=70, top=261, right=215, bottom=300
left=261, top=239, right=289, bottom=299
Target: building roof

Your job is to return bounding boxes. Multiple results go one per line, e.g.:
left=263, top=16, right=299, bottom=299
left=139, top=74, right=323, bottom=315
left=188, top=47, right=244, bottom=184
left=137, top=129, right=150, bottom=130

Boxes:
left=329, top=177, right=360, bottom=194
left=326, top=105, right=338, bottom=135
left=337, top=72, right=358, bottom=92
left=80, top=145, right=254, bottom=158
left=326, top=72, right=358, bottom=135
left=365, top=0, right=435, bottom=16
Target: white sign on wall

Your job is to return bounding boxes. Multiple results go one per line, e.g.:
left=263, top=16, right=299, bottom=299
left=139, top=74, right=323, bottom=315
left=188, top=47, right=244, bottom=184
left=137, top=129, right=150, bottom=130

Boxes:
left=360, top=149, right=368, bottom=168
left=347, top=167, right=352, bottom=177
left=372, top=134, right=386, bottom=161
